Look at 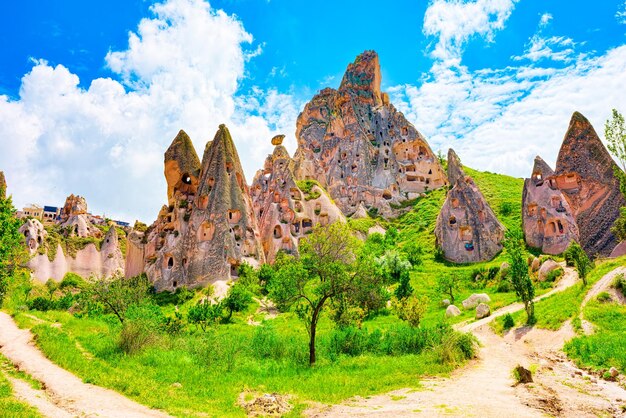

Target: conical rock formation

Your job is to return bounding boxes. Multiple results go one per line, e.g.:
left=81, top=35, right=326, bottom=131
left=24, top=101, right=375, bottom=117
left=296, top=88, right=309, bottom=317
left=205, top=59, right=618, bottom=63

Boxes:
left=293, top=51, right=447, bottom=217
left=59, top=195, right=101, bottom=238
left=136, top=125, right=265, bottom=290
left=522, top=156, right=579, bottom=254
left=251, top=138, right=345, bottom=263
left=435, top=149, right=504, bottom=263
left=552, top=112, right=625, bottom=256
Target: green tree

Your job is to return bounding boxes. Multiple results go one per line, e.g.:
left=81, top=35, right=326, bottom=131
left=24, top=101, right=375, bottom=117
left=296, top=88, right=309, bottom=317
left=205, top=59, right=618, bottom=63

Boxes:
left=436, top=274, right=460, bottom=305
left=84, top=274, right=152, bottom=323
left=377, top=250, right=412, bottom=285
left=394, top=295, right=428, bottom=327
left=565, top=242, right=594, bottom=286
left=269, top=222, right=383, bottom=365
left=504, top=229, right=535, bottom=325
left=0, top=188, right=27, bottom=307
left=188, top=299, right=222, bottom=331
left=222, top=282, right=253, bottom=322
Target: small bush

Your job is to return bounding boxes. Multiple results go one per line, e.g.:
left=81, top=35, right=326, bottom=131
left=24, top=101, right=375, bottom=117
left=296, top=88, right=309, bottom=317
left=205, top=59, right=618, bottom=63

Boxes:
left=544, top=267, right=564, bottom=283
left=118, top=320, right=158, bottom=355
left=499, top=201, right=513, bottom=217
left=435, top=331, right=478, bottom=365
left=613, top=273, right=626, bottom=297
left=60, top=273, right=84, bottom=290
left=596, top=292, right=612, bottom=303
left=29, top=296, right=54, bottom=311
left=503, top=313, right=515, bottom=330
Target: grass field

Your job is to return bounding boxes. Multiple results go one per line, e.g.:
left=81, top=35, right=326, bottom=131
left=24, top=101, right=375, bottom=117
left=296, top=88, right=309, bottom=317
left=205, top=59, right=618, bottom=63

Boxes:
left=0, top=355, right=42, bottom=418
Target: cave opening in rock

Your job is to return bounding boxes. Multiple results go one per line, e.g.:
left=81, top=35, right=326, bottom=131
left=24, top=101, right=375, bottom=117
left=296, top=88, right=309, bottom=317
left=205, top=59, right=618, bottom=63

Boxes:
left=182, top=173, right=192, bottom=185
left=167, top=257, right=174, bottom=269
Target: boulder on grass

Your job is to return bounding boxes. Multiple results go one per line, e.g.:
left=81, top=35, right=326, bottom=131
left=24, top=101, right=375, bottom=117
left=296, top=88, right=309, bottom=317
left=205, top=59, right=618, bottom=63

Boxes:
left=538, top=259, right=560, bottom=281
left=531, top=257, right=541, bottom=272
left=442, top=299, right=451, bottom=307
left=462, top=293, right=491, bottom=309
left=475, top=303, right=491, bottom=319
left=445, top=305, right=461, bottom=318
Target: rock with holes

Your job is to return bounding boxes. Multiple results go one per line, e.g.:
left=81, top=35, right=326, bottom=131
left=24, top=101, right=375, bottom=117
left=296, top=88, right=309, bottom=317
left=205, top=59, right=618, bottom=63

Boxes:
left=538, top=259, right=560, bottom=281
left=59, top=194, right=101, bottom=238
left=250, top=138, right=345, bottom=263
left=435, top=149, right=505, bottom=263
left=522, top=156, right=579, bottom=254
left=137, top=125, right=265, bottom=291
left=475, top=303, right=491, bottom=319
left=19, top=218, right=47, bottom=254
left=462, top=293, right=491, bottom=309
left=445, top=304, right=461, bottom=318
left=293, top=50, right=447, bottom=218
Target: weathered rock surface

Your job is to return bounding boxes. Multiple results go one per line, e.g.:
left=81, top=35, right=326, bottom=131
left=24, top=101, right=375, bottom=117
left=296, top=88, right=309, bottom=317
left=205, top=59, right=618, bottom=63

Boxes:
left=462, top=293, right=491, bottom=310
left=522, top=156, right=579, bottom=254
left=531, top=257, right=541, bottom=272
left=609, top=241, right=626, bottom=258
left=19, top=218, right=47, bottom=254
left=445, top=305, right=461, bottom=317
left=26, top=226, right=124, bottom=283
left=553, top=112, right=625, bottom=257
left=538, top=259, right=560, bottom=282
left=59, top=195, right=101, bottom=238
left=475, top=303, right=491, bottom=319
left=250, top=139, right=345, bottom=263
left=133, top=125, right=265, bottom=291
left=435, top=149, right=505, bottom=263
left=293, top=51, right=447, bottom=217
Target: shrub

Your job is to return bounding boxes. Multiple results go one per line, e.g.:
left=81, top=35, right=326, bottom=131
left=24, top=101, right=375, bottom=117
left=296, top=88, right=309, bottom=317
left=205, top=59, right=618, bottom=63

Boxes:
left=29, top=296, right=53, bottom=311
left=394, top=295, right=428, bottom=328
left=59, top=273, right=84, bottom=290
left=544, top=267, right=564, bottom=283
left=118, top=320, right=158, bottom=355
left=613, top=273, right=626, bottom=297
left=499, top=201, right=513, bottom=216
left=503, top=313, right=515, bottom=330
left=596, top=292, right=612, bottom=303
left=434, top=331, right=478, bottom=366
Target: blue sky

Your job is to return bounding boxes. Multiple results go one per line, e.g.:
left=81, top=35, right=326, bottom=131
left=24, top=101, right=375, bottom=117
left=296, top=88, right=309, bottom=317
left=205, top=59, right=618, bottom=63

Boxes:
left=1, top=0, right=625, bottom=222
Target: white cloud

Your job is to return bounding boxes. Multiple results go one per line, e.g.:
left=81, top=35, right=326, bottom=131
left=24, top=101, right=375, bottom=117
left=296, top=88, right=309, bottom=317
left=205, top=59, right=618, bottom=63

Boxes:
left=513, top=35, right=581, bottom=63
left=0, top=0, right=300, bottom=222
left=617, top=1, right=626, bottom=24
left=423, top=0, right=519, bottom=62
left=539, top=12, right=552, bottom=28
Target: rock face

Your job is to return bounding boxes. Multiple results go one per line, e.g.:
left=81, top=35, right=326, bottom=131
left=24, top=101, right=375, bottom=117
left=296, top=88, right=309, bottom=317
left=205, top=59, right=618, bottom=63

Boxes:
left=26, top=226, right=124, bottom=283
left=59, top=194, right=101, bottom=238
left=250, top=139, right=345, bottom=263
left=19, top=218, right=47, bottom=253
left=131, top=125, right=265, bottom=290
left=522, top=156, right=579, bottom=255
left=293, top=51, right=447, bottom=217
left=552, top=112, right=624, bottom=257
left=435, top=149, right=505, bottom=263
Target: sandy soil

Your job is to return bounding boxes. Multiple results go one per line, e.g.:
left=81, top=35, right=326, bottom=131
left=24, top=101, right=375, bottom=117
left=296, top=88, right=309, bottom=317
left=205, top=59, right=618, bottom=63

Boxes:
left=0, top=311, right=172, bottom=418
left=308, top=266, right=626, bottom=417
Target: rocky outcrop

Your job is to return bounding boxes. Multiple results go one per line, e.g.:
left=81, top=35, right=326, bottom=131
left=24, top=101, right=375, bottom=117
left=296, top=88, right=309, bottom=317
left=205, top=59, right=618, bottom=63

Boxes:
left=435, top=149, right=505, bottom=263
left=553, top=112, right=625, bottom=257
left=133, top=125, right=265, bottom=291
left=538, top=259, right=561, bottom=282
left=522, top=156, right=579, bottom=254
left=19, top=218, right=47, bottom=254
left=293, top=51, right=447, bottom=217
left=250, top=135, right=345, bottom=263
left=59, top=194, right=101, bottom=238
left=26, top=226, right=124, bottom=283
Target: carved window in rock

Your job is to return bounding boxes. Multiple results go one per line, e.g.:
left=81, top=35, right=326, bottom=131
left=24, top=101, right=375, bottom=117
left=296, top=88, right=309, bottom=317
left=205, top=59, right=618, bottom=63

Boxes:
left=527, top=203, right=538, bottom=217
left=273, top=192, right=281, bottom=203
left=182, top=173, right=192, bottom=185
left=382, top=190, right=392, bottom=200
left=550, top=196, right=561, bottom=208
left=319, top=213, right=329, bottom=226
left=401, top=126, right=408, bottom=136
left=532, top=172, right=543, bottom=186
left=459, top=226, right=473, bottom=241
left=451, top=198, right=460, bottom=209
left=557, top=220, right=565, bottom=235
left=314, top=202, right=322, bottom=215
left=292, top=221, right=301, bottom=235
left=273, top=225, right=283, bottom=239
left=428, top=169, right=432, bottom=175
left=227, top=209, right=241, bottom=224
left=294, top=201, right=303, bottom=212
left=166, top=256, right=174, bottom=270
left=351, top=164, right=358, bottom=173
left=290, top=188, right=301, bottom=200
left=225, top=162, right=233, bottom=174
left=230, top=262, right=239, bottom=277
left=449, top=216, right=457, bottom=227
left=302, top=218, right=313, bottom=232
left=207, top=177, right=215, bottom=193
left=232, top=225, right=242, bottom=241
left=198, top=221, right=215, bottom=242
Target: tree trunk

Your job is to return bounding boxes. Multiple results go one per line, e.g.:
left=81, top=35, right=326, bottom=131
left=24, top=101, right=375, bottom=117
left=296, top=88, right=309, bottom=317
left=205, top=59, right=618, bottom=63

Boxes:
left=309, top=318, right=317, bottom=365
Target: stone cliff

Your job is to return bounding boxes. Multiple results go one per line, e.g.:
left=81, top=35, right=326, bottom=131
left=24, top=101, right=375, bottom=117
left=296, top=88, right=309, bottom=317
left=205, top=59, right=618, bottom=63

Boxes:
left=435, top=149, right=504, bottom=263
left=250, top=135, right=345, bottom=263
left=293, top=51, right=447, bottom=217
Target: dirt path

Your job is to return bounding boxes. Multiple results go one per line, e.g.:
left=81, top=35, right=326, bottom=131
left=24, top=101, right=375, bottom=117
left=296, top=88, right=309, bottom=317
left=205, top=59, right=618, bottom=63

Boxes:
left=308, top=266, right=626, bottom=417
left=0, top=311, right=172, bottom=418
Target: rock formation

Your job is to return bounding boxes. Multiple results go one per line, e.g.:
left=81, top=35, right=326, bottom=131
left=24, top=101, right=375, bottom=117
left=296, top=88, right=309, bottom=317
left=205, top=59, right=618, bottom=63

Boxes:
left=59, top=194, right=101, bottom=238
left=26, top=226, right=124, bottom=283
left=250, top=135, right=345, bottom=263
left=19, top=218, right=47, bottom=253
left=0, top=171, right=6, bottom=199
left=435, top=149, right=504, bottom=263
left=522, top=156, right=579, bottom=254
left=552, top=112, right=625, bottom=257
left=293, top=51, right=447, bottom=217
left=129, top=125, right=265, bottom=291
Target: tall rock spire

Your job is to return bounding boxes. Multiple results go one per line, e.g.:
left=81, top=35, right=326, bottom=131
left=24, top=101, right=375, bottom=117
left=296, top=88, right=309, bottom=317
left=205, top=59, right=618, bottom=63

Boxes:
left=293, top=50, right=447, bottom=218
left=435, top=149, right=504, bottom=263
left=552, top=111, right=625, bottom=256
left=164, top=129, right=201, bottom=205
